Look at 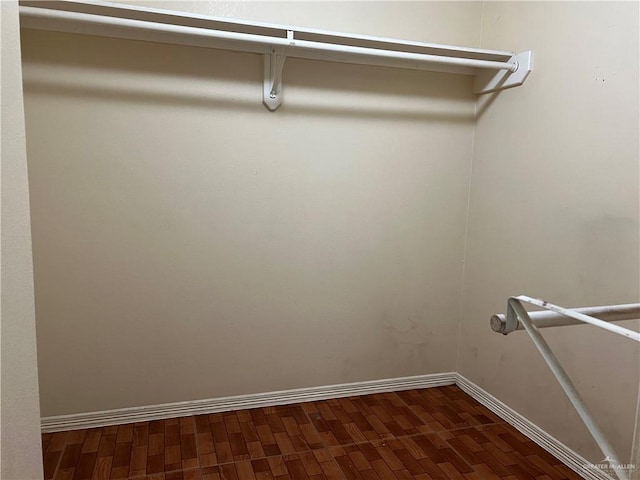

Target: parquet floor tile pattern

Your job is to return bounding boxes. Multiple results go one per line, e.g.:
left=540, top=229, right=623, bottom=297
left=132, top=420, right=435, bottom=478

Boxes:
left=41, top=385, right=583, bottom=480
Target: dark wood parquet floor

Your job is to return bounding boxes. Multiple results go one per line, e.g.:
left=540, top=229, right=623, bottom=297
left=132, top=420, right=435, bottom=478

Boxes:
left=41, top=385, right=583, bottom=480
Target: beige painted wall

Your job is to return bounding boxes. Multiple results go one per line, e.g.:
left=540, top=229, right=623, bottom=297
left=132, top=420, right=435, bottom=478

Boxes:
left=22, top=2, right=482, bottom=416
left=1, top=1, right=44, bottom=478
left=459, top=1, right=640, bottom=465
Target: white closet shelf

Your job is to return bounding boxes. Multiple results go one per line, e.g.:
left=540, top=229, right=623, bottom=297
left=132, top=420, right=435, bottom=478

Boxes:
left=19, top=0, right=533, bottom=111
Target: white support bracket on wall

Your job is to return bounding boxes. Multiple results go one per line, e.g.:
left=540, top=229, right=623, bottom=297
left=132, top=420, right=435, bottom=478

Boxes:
left=474, top=50, right=533, bottom=94
left=19, top=0, right=534, bottom=112
left=263, top=31, right=292, bottom=111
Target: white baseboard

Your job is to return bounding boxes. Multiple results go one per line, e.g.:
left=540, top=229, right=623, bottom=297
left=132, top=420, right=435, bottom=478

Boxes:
left=41, top=372, right=456, bottom=432
left=455, top=373, right=614, bottom=480
left=41, top=371, right=614, bottom=480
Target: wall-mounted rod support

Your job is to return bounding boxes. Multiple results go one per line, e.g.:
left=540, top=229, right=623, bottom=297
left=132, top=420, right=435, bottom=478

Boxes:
left=263, top=48, right=286, bottom=111
left=491, top=302, right=640, bottom=334
left=269, top=49, right=286, bottom=97
left=270, top=30, right=293, bottom=97
left=262, top=30, right=292, bottom=111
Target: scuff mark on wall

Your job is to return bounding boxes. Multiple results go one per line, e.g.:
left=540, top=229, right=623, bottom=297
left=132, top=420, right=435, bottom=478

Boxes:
left=382, top=314, right=432, bottom=346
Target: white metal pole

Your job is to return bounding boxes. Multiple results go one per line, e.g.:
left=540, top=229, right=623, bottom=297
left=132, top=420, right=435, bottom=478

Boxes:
left=509, top=298, right=629, bottom=480
left=20, top=6, right=518, bottom=72
left=491, top=303, right=640, bottom=334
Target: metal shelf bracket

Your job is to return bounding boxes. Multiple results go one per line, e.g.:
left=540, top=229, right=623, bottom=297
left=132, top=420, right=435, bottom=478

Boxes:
left=474, top=50, right=533, bottom=94
left=263, top=30, right=292, bottom=111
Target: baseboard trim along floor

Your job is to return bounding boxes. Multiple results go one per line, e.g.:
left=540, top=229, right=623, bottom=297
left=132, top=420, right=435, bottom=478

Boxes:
left=41, top=371, right=613, bottom=479
left=41, top=373, right=457, bottom=432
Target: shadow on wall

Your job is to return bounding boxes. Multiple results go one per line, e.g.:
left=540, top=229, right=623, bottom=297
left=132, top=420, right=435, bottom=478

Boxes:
left=474, top=91, right=500, bottom=120
left=21, top=30, right=478, bottom=123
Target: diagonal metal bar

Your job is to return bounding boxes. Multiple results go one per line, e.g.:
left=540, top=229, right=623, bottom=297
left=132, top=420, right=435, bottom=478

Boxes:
left=515, top=296, right=640, bottom=342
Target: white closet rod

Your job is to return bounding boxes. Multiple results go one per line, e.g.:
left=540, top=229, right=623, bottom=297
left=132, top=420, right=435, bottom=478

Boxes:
left=20, top=6, right=517, bottom=73
left=491, top=302, right=640, bottom=334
